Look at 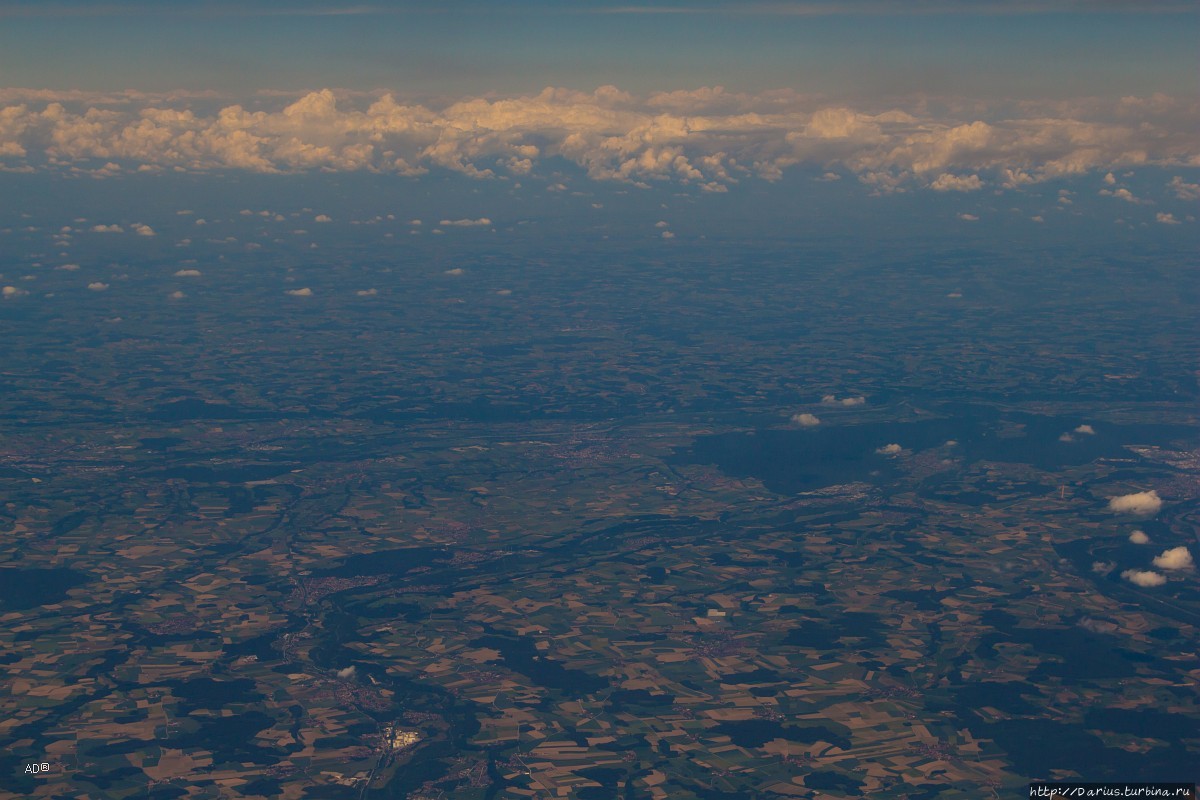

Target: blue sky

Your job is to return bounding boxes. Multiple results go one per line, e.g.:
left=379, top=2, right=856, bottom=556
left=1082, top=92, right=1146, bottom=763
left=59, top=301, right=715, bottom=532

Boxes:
left=0, top=1, right=1195, bottom=97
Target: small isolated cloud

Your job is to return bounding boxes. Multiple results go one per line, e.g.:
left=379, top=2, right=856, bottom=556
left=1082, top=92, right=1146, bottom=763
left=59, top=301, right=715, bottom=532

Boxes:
left=1155, top=212, right=1180, bottom=225
left=2, top=285, right=25, bottom=298
left=92, top=224, right=123, bottom=233
left=1103, top=172, right=1116, bottom=185
left=335, top=665, right=356, bottom=679
left=87, top=282, right=109, bottom=291
left=57, top=263, right=80, bottom=271
left=409, top=219, right=422, bottom=226
left=496, top=288, right=513, bottom=295
left=822, top=394, right=865, bottom=407
left=875, top=443, right=903, bottom=455
left=1167, top=176, right=1200, bottom=201
left=1077, top=617, right=1117, bottom=635
left=930, top=173, right=983, bottom=192
left=957, top=213, right=979, bottom=221
left=655, top=221, right=669, bottom=228
left=1030, top=215, right=1044, bottom=223
left=444, top=267, right=464, bottom=276
left=439, top=218, right=491, bottom=227
left=168, top=290, right=185, bottom=299
left=1107, top=490, right=1162, bottom=516
left=314, top=214, right=332, bottom=222
left=356, top=288, right=378, bottom=296
left=1099, top=187, right=1142, bottom=203
left=1092, top=560, right=1115, bottom=575
left=285, top=287, right=313, bottom=296
left=173, top=268, right=202, bottom=277
left=661, top=230, right=675, bottom=239
left=791, top=412, right=821, bottom=427
left=1058, top=433, right=1075, bottom=443
left=817, top=172, right=841, bottom=181
left=132, top=223, right=155, bottom=236
left=1074, top=424, right=1095, bottom=435
left=1152, top=546, right=1193, bottom=571
left=1121, top=569, right=1166, bottom=587
left=1128, top=529, right=1150, bottom=545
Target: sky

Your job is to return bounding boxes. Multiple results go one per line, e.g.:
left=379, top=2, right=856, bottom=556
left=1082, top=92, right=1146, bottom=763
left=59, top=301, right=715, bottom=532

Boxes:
left=0, top=0, right=1196, bottom=97
left=0, top=0, right=1196, bottom=223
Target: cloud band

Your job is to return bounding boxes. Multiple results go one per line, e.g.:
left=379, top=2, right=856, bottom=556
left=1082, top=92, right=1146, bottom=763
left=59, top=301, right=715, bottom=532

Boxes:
left=1, top=87, right=1196, bottom=191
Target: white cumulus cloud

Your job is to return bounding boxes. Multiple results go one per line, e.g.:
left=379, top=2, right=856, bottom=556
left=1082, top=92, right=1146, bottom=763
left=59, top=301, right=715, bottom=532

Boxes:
left=439, top=218, right=491, bottom=227
left=87, top=281, right=109, bottom=291
left=91, top=224, right=123, bottom=233
left=1121, top=569, right=1166, bottom=587
left=1156, top=212, right=1180, bottom=225
left=1128, top=530, right=1150, bottom=544
left=132, top=223, right=155, bottom=236
left=822, top=394, right=865, bottom=406
left=791, top=413, right=821, bottom=427
left=1152, top=546, right=1193, bottom=571
left=876, top=443, right=903, bottom=455
left=1074, top=424, right=1095, bottom=435
left=285, top=287, right=313, bottom=296
left=173, top=268, right=202, bottom=277
left=1107, top=490, right=1162, bottom=516
left=1099, top=187, right=1142, bottom=203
